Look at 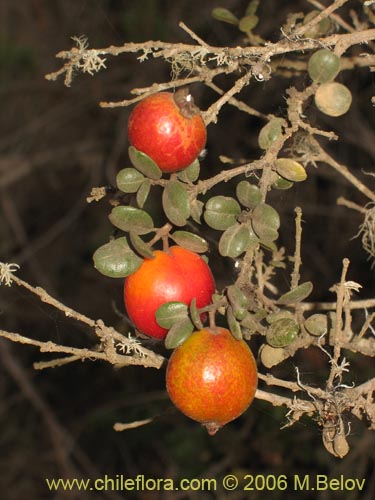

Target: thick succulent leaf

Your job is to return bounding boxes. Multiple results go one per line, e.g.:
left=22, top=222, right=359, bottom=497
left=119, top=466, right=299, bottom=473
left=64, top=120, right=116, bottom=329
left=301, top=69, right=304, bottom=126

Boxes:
left=219, top=223, right=258, bottom=258
left=93, top=237, right=142, bottom=278
left=189, top=297, right=203, bottom=330
left=275, top=159, right=307, bottom=182
left=128, top=146, right=162, bottom=180
left=227, top=285, right=249, bottom=320
left=266, top=318, right=299, bottom=348
left=116, top=168, right=144, bottom=193
left=170, top=231, right=209, bottom=253
left=190, top=199, right=204, bottom=224
left=136, top=179, right=151, bottom=208
left=258, top=118, right=283, bottom=150
left=278, top=281, right=313, bottom=304
left=272, top=174, right=294, bottom=190
left=109, top=205, right=154, bottom=234
left=236, top=181, right=262, bottom=208
left=227, top=306, right=243, bottom=340
left=156, top=301, right=189, bottom=329
left=251, top=203, right=280, bottom=242
left=304, top=314, right=328, bottom=337
left=260, top=344, right=289, bottom=368
left=164, top=318, right=194, bottom=349
left=204, top=196, right=241, bottom=231
left=211, top=7, right=239, bottom=25
left=238, top=14, right=259, bottom=32
left=129, top=232, right=154, bottom=259
left=177, top=159, right=200, bottom=183
left=162, top=181, right=190, bottom=227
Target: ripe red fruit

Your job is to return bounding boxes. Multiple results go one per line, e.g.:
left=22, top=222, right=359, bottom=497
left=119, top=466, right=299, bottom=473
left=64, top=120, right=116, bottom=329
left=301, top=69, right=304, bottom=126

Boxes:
left=123, top=246, right=215, bottom=339
left=128, top=90, right=207, bottom=173
left=166, top=327, right=258, bottom=435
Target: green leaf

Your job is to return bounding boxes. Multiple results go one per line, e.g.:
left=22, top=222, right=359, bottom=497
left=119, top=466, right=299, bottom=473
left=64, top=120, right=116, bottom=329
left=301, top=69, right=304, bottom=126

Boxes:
left=190, top=199, right=204, bottom=224
left=128, top=146, right=162, bottom=180
left=116, top=168, right=144, bottom=193
left=170, top=231, right=209, bottom=253
left=136, top=179, right=151, bottom=208
left=93, top=237, right=142, bottom=278
left=278, top=281, right=313, bottom=305
left=156, top=301, right=189, bottom=329
left=177, top=159, right=200, bottom=183
left=129, top=232, right=154, bottom=259
left=275, top=159, right=307, bottom=182
left=219, top=223, right=258, bottom=258
left=266, top=310, right=293, bottom=324
left=266, top=318, right=299, bottom=348
left=308, top=48, right=341, bottom=84
left=238, top=14, right=259, bottom=32
left=109, top=205, right=154, bottom=234
left=227, top=285, right=250, bottom=320
left=164, top=318, right=194, bottom=349
left=251, top=203, right=280, bottom=242
left=304, top=314, right=328, bottom=337
left=258, top=118, right=283, bottom=150
left=211, top=7, right=239, bottom=25
left=227, top=306, right=243, bottom=340
left=236, top=180, right=262, bottom=208
left=189, top=297, right=203, bottom=330
left=204, top=196, right=241, bottom=230
left=246, top=0, right=259, bottom=16
left=272, top=174, right=294, bottom=190
left=162, top=181, right=190, bottom=227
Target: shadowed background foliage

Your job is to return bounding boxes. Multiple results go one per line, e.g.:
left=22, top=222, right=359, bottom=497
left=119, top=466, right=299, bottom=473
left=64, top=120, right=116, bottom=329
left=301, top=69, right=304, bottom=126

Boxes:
left=1, top=1, right=375, bottom=499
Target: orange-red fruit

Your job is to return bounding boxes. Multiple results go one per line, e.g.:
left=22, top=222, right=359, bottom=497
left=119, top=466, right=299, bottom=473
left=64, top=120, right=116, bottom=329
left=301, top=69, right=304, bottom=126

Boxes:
left=127, top=90, right=207, bottom=173
left=166, top=327, right=258, bottom=435
left=124, top=246, right=215, bottom=340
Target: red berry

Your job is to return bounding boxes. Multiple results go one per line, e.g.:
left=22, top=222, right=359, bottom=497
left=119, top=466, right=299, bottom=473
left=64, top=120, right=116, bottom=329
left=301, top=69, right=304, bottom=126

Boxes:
left=128, top=90, right=207, bottom=173
left=123, top=246, right=215, bottom=339
left=166, top=327, right=258, bottom=435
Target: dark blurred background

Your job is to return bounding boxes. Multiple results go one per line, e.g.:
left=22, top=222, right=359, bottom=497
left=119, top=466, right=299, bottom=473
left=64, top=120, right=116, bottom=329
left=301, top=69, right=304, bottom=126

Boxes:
left=1, top=1, right=375, bottom=499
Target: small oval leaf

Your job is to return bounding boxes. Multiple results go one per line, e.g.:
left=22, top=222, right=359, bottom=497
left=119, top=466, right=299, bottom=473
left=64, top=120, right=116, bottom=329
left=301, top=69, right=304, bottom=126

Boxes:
left=238, top=14, right=259, bottom=32
left=177, top=159, right=200, bottom=183
left=190, top=199, right=204, bottom=224
left=170, top=231, right=209, bottom=253
left=211, top=7, right=239, bottom=25
left=129, top=232, right=154, bottom=259
left=236, top=181, right=262, bottom=208
left=266, top=310, right=294, bottom=324
left=156, top=301, right=188, bottom=329
left=260, top=344, right=289, bottom=368
left=275, top=158, right=307, bottom=182
left=227, top=285, right=250, bottom=320
left=189, top=297, right=203, bottom=330
left=272, top=174, right=294, bottom=190
left=109, top=205, right=154, bottom=234
left=251, top=203, right=280, bottom=242
left=128, top=146, right=162, bottom=180
left=227, top=306, right=243, bottom=340
left=162, top=181, right=190, bottom=227
left=266, top=318, right=299, bottom=348
left=164, top=318, right=194, bottom=349
left=136, top=179, right=151, bottom=208
left=304, top=314, right=328, bottom=337
left=219, top=223, right=258, bottom=258
left=93, top=237, right=142, bottom=278
left=204, top=196, right=241, bottom=231
left=116, top=168, right=144, bottom=193
left=258, top=118, right=283, bottom=150
left=278, top=281, right=313, bottom=305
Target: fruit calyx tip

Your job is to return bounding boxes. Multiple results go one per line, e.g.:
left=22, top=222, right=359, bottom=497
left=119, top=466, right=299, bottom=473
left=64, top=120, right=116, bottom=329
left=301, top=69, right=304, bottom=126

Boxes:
left=204, top=422, right=222, bottom=436
left=173, top=88, right=200, bottom=119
